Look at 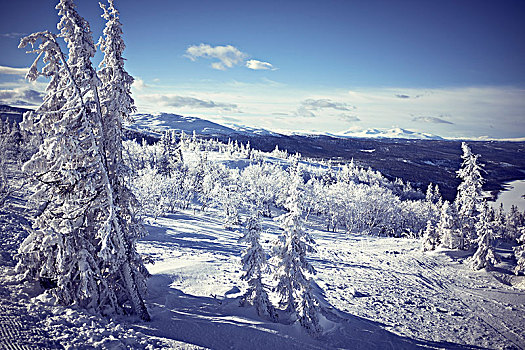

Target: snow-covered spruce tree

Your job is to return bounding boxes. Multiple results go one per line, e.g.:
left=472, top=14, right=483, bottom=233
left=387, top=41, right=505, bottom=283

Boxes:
left=506, top=205, right=522, bottom=241
left=96, top=0, right=150, bottom=320
left=439, top=201, right=461, bottom=249
left=468, top=202, right=498, bottom=270
left=16, top=0, right=150, bottom=320
left=422, top=220, right=439, bottom=251
left=514, top=226, right=525, bottom=275
left=0, top=125, right=9, bottom=208
left=239, top=209, right=277, bottom=320
left=273, top=162, right=322, bottom=335
left=455, top=142, right=484, bottom=250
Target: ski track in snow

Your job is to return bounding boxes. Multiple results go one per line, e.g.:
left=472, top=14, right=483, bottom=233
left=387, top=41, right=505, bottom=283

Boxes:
left=135, top=210, right=525, bottom=349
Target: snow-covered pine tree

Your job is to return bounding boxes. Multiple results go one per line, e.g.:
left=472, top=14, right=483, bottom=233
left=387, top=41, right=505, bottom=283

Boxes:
left=16, top=0, right=150, bottom=320
left=455, top=142, right=484, bottom=250
left=468, top=202, right=498, bottom=270
left=514, top=226, right=525, bottom=275
left=422, top=220, right=439, bottom=251
left=439, top=201, right=461, bottom=249
left=239, top=209, right=277, bottom=320
left=273, top=162, right=322, bottom=335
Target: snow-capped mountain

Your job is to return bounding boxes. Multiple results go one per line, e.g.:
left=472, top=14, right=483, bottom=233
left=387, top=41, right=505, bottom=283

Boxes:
left=332, top=127, right=444, bottom=140
left=226, top=123, right=281, bottom=137
left=129, top=113, right=240, bottom=137
left=129, top=112, right=444, bottom=141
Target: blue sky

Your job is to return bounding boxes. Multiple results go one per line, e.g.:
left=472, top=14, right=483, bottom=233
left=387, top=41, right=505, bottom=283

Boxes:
left=1, top=0, right=524, bottom=139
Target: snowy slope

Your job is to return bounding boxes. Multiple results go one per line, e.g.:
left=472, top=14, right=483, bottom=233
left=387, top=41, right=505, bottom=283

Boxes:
left=134, top=209, right=525, bottom=349
left=129, top=113, right=240, bottom=137
left=129, top=113, right=281, bottom=138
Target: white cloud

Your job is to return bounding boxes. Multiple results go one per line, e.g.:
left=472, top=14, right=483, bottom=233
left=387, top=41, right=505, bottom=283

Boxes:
left=0, top=65, right=28, bottom=76
left=185, top=44, right=276, bottom=71
left=131, top=80, right=525, bottom=139
left=296, top=105, right=317, bottom=118
left=142, top=94, right=239, bottom=111
left=412, top=116, right=453, bottom=124
left=0, top=87, right=43, bottom=106
left=301, top=98, right=355, bottom=111
left=186, top=44, right=247, bottom=70
left=132, top=77, right=147, bottom=90
left=339, top=114, right=361, bottom=122
left=246, top=59, right=275, bottom=70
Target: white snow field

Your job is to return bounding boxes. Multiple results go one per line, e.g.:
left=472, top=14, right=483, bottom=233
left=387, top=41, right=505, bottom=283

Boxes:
left=131, top=209, right=525, bottom=349
left=1, top=134, right=524, bottom=349
left=5, top=202, right=524, bottom=349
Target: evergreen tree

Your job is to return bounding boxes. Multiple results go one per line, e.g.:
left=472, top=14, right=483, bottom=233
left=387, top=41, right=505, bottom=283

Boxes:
left=239, top=210, right=277, bottom=320
left=422, top=220, right=439, bottom=251
left=513, top=226, right=525, bottom=275
left=0, top=124, right=9, bottom=208
left=273, top=164, right=322, bottom=335
left=439, top=201, right=461, bottom=249
left=506, top=205, right=521, bottom=241
left=16, top=0, right=150, bottom=320
left=468, top=202, right=498, bottom=270
left=493, top=203, right=507, bottom=240
left=455, top=142, right=484, bottom=250
left=96, top=0, right=150, bottom=320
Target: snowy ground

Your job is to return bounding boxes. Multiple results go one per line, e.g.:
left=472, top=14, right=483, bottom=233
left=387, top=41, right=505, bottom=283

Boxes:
left=133, top=209, right=525, bottom=349
left=1, top=154, right=524, bottom=349
left=1, top=202, right=525, bottom=349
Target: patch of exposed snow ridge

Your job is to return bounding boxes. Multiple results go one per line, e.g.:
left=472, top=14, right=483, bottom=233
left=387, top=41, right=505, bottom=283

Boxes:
left=335, top=127, right=443, bottom=140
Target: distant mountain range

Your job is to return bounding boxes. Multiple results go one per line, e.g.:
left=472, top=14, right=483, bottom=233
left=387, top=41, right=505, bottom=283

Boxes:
left=331, top=127, right=443, bottom=140
left=2, top=105, right=525, bottom=201
left=130, top=112, right=445, bottom=141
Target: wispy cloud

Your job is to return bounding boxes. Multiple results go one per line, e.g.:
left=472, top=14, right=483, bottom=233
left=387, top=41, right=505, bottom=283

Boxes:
left=145, top=94, right=239, bottom=111
left=0, top=87, right=43, bottom=106
left=339, top=114, right=361, bottom=122
left=0, top=65, right=28, bottom=76
left=395, top=92, right=426, bottom=99
left=185, top=44, right=276, bottom=71
left=295, top=98, right=355, bottom=118
left=296, top=105, right=317, bottom=118
left=0, top=32, right=26, bottom=39
left=246, top=59, right=275, bottom=70
left=302, top=98, right=355, bottom=111
left=412, top=116, right=454, bottom=124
